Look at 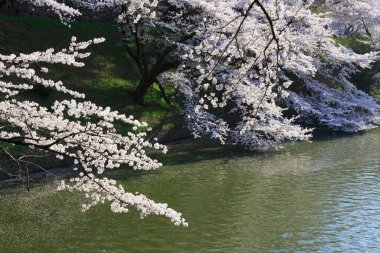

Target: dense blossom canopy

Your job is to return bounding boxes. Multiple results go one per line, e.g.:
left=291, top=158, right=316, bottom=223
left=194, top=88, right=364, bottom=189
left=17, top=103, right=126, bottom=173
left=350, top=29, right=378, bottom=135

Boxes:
left=26, top=1, right=380, bottom=143
left=161, top=0, right=380, bottom=148
left=67, top=0, right=380, bottom=148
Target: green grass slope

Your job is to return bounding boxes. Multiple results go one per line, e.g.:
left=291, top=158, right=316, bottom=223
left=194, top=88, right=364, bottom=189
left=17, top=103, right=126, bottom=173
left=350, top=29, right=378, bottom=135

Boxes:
left=334, top=35, right=380, bottom=93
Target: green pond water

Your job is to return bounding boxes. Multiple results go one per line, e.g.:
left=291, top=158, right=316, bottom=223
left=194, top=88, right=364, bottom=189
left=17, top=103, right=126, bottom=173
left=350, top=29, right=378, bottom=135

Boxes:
left=1, top=130, right=380, bottom=253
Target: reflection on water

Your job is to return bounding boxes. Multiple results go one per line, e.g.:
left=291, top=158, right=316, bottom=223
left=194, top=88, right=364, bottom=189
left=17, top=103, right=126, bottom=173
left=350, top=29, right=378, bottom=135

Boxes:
left=1, top=130, right=380, bottom=252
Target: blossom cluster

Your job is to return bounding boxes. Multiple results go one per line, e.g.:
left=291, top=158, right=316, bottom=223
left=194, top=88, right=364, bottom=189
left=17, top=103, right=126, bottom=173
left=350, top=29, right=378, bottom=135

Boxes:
left=22, top=0, right=81, bottom=24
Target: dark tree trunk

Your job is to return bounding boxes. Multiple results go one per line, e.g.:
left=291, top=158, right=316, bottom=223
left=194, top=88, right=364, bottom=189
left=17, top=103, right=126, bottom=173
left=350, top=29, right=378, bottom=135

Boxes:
left=133, top=62, right=177, bottom=104
left=134, top=75, right=156, bottom=104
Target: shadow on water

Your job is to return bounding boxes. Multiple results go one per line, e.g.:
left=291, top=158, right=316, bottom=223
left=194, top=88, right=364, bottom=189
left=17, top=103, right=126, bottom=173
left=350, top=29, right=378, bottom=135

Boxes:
left=106, top=142, right=286, bottom=181
left=158, top=145, right=284, bottom=166
left=157, top=126, right=372, bottom=166
left=311, top=127, right=370, bottom=141
left=1, top=128, right=375, bottom=191
left=108, top=127, right=377, bottom=181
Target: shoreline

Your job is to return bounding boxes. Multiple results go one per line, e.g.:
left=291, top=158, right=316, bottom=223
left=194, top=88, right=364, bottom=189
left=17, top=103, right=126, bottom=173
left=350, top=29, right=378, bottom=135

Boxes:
left=0, top=128, right=376, bottom=187
left=0, top=166, right=75, bottom=188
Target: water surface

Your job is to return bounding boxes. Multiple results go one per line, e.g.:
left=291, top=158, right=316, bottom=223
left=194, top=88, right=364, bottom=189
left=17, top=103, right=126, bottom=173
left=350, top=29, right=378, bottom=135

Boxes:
left=1, top=130, right=380, bottom=252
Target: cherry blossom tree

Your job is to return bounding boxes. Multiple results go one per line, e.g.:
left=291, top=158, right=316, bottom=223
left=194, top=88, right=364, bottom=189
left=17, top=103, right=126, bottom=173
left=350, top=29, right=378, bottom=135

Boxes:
left=116, top=1, right=202, bottom=104
left=66, top=0, right=380, bottom=148
left=1, top=0, right=187, bottom=226
left=59, top=0, right=203, bottom=104
left=11, top=1, right=380, bottom=142
left=160, top=0, right=380, bottom=148
left=324, top=0, right=380, bottom=48
left=21, top=1, right=380, bottom=145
